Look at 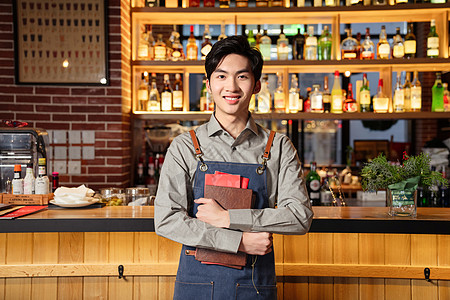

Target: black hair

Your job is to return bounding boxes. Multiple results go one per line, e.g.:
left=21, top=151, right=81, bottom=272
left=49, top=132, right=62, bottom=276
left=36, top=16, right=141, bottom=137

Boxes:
left=205, top=35, right=264, bottom=83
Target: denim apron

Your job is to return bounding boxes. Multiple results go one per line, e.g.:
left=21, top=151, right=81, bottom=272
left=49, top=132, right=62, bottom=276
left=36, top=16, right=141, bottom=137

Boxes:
left=173, top=130, right=277, bottom=300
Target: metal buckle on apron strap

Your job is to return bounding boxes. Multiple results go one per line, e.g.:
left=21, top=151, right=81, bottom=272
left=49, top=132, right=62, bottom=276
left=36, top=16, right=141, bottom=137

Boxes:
left=190, top=129, right=209, bottom=172
left=196, top=154, right=208, bottom=172
left=256, top=156, right=268, bottom=175
left=256, top=130, right=276, bottom=175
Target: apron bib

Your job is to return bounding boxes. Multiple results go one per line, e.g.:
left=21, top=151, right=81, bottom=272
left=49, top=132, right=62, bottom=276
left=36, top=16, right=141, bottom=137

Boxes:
left=173, top=130, right=277, bottom=300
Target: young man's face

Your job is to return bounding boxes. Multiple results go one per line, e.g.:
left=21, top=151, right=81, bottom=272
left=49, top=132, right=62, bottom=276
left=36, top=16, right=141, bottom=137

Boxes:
left=207, top=54, right=261, bottom=119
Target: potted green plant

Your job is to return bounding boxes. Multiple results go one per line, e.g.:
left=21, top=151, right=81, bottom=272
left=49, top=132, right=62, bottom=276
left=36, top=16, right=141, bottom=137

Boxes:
left=360, top=152, right=448, bottom=217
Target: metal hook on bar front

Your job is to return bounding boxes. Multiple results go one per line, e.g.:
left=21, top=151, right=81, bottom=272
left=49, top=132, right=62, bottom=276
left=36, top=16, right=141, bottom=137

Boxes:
left=424, top=267, right=431, bottom=282
left=118, top=265, right=124, bottom=279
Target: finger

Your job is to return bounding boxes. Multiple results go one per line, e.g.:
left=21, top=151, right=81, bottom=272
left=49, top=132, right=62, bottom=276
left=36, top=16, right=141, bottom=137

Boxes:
left=194, top=198, right=210, bottom=204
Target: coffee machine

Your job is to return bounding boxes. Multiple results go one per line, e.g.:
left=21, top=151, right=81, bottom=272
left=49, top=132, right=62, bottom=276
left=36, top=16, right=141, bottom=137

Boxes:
left=0, top=128, right=49, bottom=193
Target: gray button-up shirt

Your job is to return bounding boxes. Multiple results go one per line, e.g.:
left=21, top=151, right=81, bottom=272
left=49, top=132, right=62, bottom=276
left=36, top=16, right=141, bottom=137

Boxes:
left=154, top=114, right=313, bottom=254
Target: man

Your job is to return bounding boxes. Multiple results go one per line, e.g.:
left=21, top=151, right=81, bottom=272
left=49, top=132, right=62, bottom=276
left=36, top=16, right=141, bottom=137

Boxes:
left=155, top=35, right=313, bottom=300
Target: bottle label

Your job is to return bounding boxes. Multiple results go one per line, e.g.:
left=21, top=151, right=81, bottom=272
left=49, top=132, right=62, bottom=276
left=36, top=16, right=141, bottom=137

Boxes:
left=161, top=92, right=172, bottom=111
left=154, top=46, right=166, bottom=60
left=345, top=102, right=358, bottom=112
left=171, top=50, right=182, bottom=59
left=201, top=44, right=212, bottom=57
left=331, top=95, right=343, bottom=111
left=322, top=94, right=331, bottom=104
left=393, top=45, right=405, bottom=58
left=148, top=100, right=160, bottom=111
left=311, top=94, right=323, bottom=110
left=373, top=97, right=389, bottom=112
left=361, top=51, right=373, bottom=59
left=427, top=37, right=439, bottom=49
left=187, top=47, right=197, bottom=60
left=309, top=179, right=321, bottom=192
left=12, top=179, right=24, bottom=195
left=137, top=44, right=149, bottom=59
left=394, top=90, right=405, bottom=106
left=288, top=93, right=299, bottom=111
left=427, top=48, right=439, bottom=57
left=274, top=93, right=285, bottom=110
left=360, top=90, right=371, bottom=105
left=35, top=177, right=50, bottom=194
left=411, top=87, right=422, bottom=110
left=138, top=89, right=149, bottom=101
left=173, top=91, right=183, bottom=109
left=325, top=0, right=335, bottom=5
left=343, top=52, right=357, bottom=59
left=306, top=37, right=317, bottom=47
left=378, top=44, right=390, bottom=56
left=38, top=166, right=46, bottom=176
left=404, top=40, right=416, bottom=54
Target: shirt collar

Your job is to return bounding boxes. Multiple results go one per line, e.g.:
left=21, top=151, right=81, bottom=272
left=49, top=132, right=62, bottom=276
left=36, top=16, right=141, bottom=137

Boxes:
left=207, top=112, right=259, bottom=137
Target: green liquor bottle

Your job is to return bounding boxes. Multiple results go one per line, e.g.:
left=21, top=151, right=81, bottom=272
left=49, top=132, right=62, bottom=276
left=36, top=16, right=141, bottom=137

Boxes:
left=432, top=72, right=444, bottom=112
left=306, top=162, right=322, bottom=206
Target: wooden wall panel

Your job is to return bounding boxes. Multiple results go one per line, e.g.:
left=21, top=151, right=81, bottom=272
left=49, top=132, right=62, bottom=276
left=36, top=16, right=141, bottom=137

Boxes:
left=109, top=233, right=134, bottom=300
left=5, top=233, right=32, bottom=299
left=333, top=233, right=359, bottom=300
left=359, top=233, right=385, bottom=300
left=385, top=234, right=411, bottom=300
left=0, top=233, right=5, bottom=300
left=84, top=233, right=109, bottom=300
left=32, top=233, right=58, bottom=300
left=438, top=235, right=450, bottom=300
left=157, top=235, right=180, bottom=300
left=411, top=234, right=438, bottom=300
left=284, top=276, right=308, bottom=300
left=58, top=233, right=84, bottom=300
left=274, top=234, right=284, bottom=264
left=135, top=233, right=159, bottom=298
left=309, top=233, right=334, bottom=300
left=283, top=234, right=309, bottom=299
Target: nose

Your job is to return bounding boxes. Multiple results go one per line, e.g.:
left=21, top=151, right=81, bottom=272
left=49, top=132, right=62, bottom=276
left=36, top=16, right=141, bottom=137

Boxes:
left=224, top=77, right=239, bottom=92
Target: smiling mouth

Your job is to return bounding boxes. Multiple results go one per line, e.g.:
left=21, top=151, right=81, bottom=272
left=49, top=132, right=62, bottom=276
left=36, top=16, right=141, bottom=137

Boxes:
left=223, top=96, right=241, bottom=103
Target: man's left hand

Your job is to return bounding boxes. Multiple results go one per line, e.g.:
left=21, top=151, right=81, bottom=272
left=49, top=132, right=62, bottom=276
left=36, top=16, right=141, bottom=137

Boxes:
left=195, top=198, right=230, bottom=228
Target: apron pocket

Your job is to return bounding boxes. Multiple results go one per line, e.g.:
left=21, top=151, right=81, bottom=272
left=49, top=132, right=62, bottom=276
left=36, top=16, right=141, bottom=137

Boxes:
left=173, top=280, right=214, bottom=300
left=235, top=283, right=277, bottom=300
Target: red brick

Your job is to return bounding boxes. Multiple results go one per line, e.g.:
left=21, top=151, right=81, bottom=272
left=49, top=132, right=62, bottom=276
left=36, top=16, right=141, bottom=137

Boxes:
left=106, top=106, right=122, bottom=113
left=71, top=123, right=105, bottom=131
left=36, top=105, right=70, bottom=112
left=71, top=105, right=105, bottom=113
left=88, top=97, right=121, bottom=105
left=0, top=95, right=13, bottom=102
left=107, top=140, right=130, bottom=148
left=0, top=103, right=33, bottom=111
left=88, top=166, right=123, bottom=174
left=35, top=87, right=71, bottom=95
left=0, top=24, right=12, bottom=32
left=108, top=25, right=122, bottom=35
left=106, top=88, right=122, bottom=96
left=0, top=50, right=13, bottom=59
left=107, top=158, right=127, bottom=165
left=16, top=95, right=51, bottom=103
left=53, top=96, right=87, bottom=104
left=71, top=88, right=106, bottom=96
left=0, top=33, right=13, bottom=40
left=95, top=149, right=124, bottom=157
left=109, top=62, right=122, bottom=69
left=0, top=41, right=13, bottom=49
left=0, top=67, right=14, bottom=75
left=94, top=141, right=106, bottom=148
left=107, top=123, right=127, bottom=131
left=0, top=77, right=14, bottom=84
left=0, top=112, right=14, bottom=119
left=53, top=114, right=86, bottom=121
left=16, top=113, right=50, bottom=121
left=35, top=122, right=70, bottom=130
left=71, top=175, right=106, bottom=182
left=88, top=114, right=122, bottom=122
left=0, top=86, right=34, bottom=94
left=106, top=175, right=130, bottom=183
left=95, top=132, right=123, bottom=139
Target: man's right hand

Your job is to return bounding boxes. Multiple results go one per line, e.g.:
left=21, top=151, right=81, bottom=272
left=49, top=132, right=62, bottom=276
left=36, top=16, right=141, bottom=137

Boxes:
left=238, top=232, right=273, bottom=255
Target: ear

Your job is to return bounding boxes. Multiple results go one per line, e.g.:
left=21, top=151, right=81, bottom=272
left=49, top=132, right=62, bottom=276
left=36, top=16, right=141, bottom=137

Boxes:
left=253, top=80, right=261, bottom=94
left=206, top=78, right=212, bottom=93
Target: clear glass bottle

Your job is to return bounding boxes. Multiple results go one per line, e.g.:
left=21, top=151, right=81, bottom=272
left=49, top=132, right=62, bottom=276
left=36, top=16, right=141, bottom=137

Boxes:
left=255, top=25, right=262, bottom=48
left=323, top=75, right=331, bottom=113
left=403, top=72, right=411, bottom=112
left=427, top=19, right=439, bottom=58
left=341, top=28, right=358, bottom=60
left=377, top=25, right=390, bottom=59
left=311, top=84, right=324, bottom=113
left=289, top=74, right=300, bottom=113
left=199, top=77, right=213, bottom=111
left=277, top=25, right=289, bottom=60
left=247, top=29, right=256, bottom=47
left=392, top=27, right=405, bottom=59
left=170, top=27, right=185, bottom=61
left=137, top=25, right=150, bottom=60
left=259, top=29, right=272, bottom=61
left=201, top=25, right=212, bottom=60
left=147, top=25, right=155, bottom=60
left=153, top=34, right=167, bottom=61
left=432, top=72, right=444, bottom=112
left=274, top=72, right=286, bottom=112
left=404, top=23, right=416, bottom=59
left=393, top=73, right=405, bottom=112
left=361, top=27, right=375, bottom=60
left=359, top=73, right=371, bottom=112
left=325, top=0, right=337, bottom=6
left=138, top=72, right=149, bottom=111
left=410, top=71, right=422, bottom=112
left=186, top=25, right=198, bottom=61
left=161, top=74, right=173, bottom=111
left=305, top=26, right=317, bottom=61
left=373, top=79, right=389, bottom=113
left=318, top=26, right=332, bottom=61
left=172, top=73, right=183, bottom=111
left=344, top=83, right=358, bottom=112
left=331, top=70, right=343, bottom=113
left=23, top=164, right=35, bottom=194
left=35, top=158, right=49, bottom=195
left=293, top=27, right=305, bottom=60
left=219, top=0, right=230, bottom=8
left=258, top=75, right=272, bottom=113
left=148, top=74, right=161, bottom=111
left=218, top=22, right=227, bottom=41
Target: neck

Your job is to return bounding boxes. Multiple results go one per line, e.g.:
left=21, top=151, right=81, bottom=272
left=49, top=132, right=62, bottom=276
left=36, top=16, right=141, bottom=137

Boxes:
left=215, top=111, right=249, bottom=139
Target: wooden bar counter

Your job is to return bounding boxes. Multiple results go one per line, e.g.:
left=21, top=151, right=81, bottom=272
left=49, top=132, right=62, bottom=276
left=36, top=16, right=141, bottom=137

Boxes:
left=1, top=206, right=449, bottom=299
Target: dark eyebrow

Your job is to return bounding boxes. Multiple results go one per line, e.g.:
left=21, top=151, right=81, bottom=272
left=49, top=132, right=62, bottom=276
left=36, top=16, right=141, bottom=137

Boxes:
left=213, top=68, right=251, bottom=74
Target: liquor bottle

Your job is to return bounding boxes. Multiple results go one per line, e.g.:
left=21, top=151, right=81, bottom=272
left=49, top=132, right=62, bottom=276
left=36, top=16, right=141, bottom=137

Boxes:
left=200, top=77, right=214, bottom=111
left=136, top=162, right=146, bottom=188
left=153, top=34, right=167, bottom=61
left=314, top=0, right=322, bottom=7
left=12, top=164, right=24, bottom=195
left=51, top=172, right=59, bottom=193
left=311, top=84, right=324, bottom=113
left=341, top=28, right=358, bottom=60
left=432, top=72, right=444, bottom=112
left=325, top=0, right=337, bottom=6
left=277, top=25, right=289, bottom=60
left=146, top=0, right=160, bottom=7
left=138, top=72, right=149, bottom=111
left=23, top=164, right=35, bottom=194
left=318, top=26, right=332, bottom=60
left=259, top=29, right=272, bottom=61
left=377, top=25, right=390, bottom=60
left=170, top=27, right=185, bottom=61
left=323, top=75, right=331, bottom=113
left=304, top=26, right=317, bottom=61
left=186, top=25, right=198, bottom=61
left=417, top=187, right=429, bottom=207
left=404, top=23, right=416, bottom=59
left=256, top=0, right=269, bottom=6
left=396, top=0, right=407, bottom=3
left=248, top=29, right=256, bottom=47
left=219, top=0, right=230, bottom=8
left=148, top=74, right=161, bottom=111
left=444, top=83, right=450, bottom=112
left=274, top=72, right=286, bottom=112
left=288, top=74, right=300, bottom=113
left=172, top=73, right=183, bottom=111
left=392, top=27, right=405, bottom=59
left=204, top=0, right=215, bottom=7
left=161, top=74, right=173, bottom=111
left=306, top=162, right=322, bottom=206
left=359, top=73, right=371, bottom=112
left=344, top=83, right=358, bottom=112
left=331, top=71, right=343, bottom=113
left=201, top=25, right=212, bottom=60
left=372, top=79, right=389, bottom=113
left=360, top=27, right=375, bottom=60
left=249, top=94, right=256, bottom=112
left=293, top=28, right=305, bottom=60
left=393, top=73, right=405, bottom=112
left=255, top=25, right=262, bottom=48
left=372, top=0, right=387, bottom=4
left=427, top=19, right=439, bottom=58
left=138, top=25, right=150, bottom=60
left=271, top=0, right=284, bottom=6
left=303, top=87, right=311, bottom=112
left=218, top=22, right=227, bottom=41
left=410, top=71, right=422, bottom=112
left=236, top=0, right=248, bottom=7
left=35, top=158, right=49, bottom=195
left=356, top=32, right=362, bottom=59
left=403, top=72, right=411, bottom=112
left=258, top=75, right=272, bottom=113
left=189, top=0, right=200, bottom=7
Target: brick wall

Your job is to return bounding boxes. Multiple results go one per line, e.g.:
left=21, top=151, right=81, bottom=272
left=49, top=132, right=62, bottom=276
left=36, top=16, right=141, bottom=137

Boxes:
left=0, top=0, right=132, bottom=191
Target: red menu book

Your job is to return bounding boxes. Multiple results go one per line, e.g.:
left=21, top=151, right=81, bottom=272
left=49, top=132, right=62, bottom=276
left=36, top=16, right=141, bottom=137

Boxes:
left=0, top=206, right=47, bottom=219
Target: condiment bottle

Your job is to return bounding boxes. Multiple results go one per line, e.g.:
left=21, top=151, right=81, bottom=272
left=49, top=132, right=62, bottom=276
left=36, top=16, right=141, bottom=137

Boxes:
left=12, top=164, right=24, bottom=195
left=35, top=158, right=50, bottom=194
left=52, top=172, right=59, bottom=193
left=23, top=164, right=35, bottom=194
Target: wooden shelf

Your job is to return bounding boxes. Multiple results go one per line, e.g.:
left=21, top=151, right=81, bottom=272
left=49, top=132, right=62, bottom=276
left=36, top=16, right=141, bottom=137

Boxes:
left=133, top=111, right=450, bottom=121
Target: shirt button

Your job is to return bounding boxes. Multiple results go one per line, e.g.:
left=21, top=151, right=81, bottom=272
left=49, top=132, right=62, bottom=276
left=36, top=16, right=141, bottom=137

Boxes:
left=232, top=147, right=237, bottom=151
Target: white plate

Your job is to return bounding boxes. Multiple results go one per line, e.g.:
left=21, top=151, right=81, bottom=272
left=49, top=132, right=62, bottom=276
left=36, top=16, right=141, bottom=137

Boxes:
left=49, top=198, right=99, bottom=208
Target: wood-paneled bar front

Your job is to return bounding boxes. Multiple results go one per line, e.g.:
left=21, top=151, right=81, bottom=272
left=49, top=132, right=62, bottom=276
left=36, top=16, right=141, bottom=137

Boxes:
left=0, top=207, right=449, bottom=299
